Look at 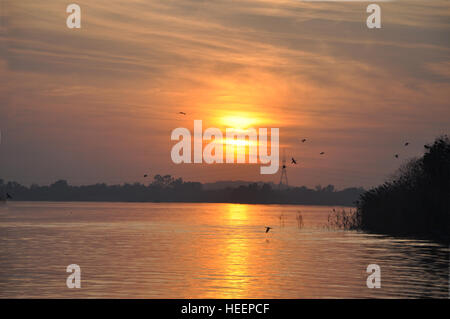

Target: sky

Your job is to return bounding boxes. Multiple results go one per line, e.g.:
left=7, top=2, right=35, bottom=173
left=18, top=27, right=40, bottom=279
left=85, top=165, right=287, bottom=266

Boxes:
left=0, top=0, right=449, bottom=189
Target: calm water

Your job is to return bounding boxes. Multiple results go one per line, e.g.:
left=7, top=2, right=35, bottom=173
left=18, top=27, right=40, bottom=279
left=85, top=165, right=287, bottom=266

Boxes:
left=0, top=201, right=448, bottom=298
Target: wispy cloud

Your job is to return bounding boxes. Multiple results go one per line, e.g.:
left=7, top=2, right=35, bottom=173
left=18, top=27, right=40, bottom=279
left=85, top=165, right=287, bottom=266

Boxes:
left=0, top=0, right=449, bottom=187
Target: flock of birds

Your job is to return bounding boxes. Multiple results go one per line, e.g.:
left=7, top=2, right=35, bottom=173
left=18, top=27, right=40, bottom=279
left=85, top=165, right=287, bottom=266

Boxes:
left=290, top=138, right=327, bottom=165
left=291, top=139, right=411, bottom=166
left=272, top=139, right=412, bottom=233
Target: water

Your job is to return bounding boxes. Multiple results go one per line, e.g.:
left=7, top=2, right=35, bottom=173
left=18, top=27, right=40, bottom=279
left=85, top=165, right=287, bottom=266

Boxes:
left=0, top=202, right=448, bottom=298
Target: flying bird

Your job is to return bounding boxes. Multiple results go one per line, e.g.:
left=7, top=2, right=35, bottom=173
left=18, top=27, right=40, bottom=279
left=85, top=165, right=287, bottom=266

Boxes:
left=320, top=152, right=325, bottom=155
left=404, top=142, right=409, bottom=146
left=301, top=138, right=307, bottom=143
left=6, top=193, right=12, bottom=199
left=291, top=157, right=297, bottom=165
left=265, top=226, right=272, bottom=233
left=394, top=154, right=399, bottom=158
left=178, top=112, right=186, bottom=115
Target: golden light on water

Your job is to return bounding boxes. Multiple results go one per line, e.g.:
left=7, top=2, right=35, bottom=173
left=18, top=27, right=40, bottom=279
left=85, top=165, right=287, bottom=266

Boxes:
left=226, top=204, right=249, bottom=225
left=222, top=204, right=250, bottom=297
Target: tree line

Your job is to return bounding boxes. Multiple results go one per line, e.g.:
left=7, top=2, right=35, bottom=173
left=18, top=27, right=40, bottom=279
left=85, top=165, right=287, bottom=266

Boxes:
left=0, top=174, right=363, bottom=206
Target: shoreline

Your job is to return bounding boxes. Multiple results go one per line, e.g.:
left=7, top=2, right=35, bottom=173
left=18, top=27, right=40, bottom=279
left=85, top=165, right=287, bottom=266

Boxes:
left=2, top=199, right=356, bottom=207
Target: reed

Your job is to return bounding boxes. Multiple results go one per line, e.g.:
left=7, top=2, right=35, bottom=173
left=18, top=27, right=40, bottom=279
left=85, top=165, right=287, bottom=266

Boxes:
left=327, top=208, right=360, bottom=230
left=296, top=211, right=304, bottom=229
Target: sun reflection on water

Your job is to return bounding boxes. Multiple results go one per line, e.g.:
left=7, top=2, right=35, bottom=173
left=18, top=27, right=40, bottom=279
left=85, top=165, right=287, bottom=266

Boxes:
left=220, top=204, right=251, bottom=297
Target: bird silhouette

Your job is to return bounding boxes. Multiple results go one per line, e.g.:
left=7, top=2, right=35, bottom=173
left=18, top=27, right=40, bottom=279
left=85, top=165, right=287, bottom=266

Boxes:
left=404, top=142, right=409, bottom=146
left=301, top=138, right=307, bottom=143
left=6, top=193, right=12, bottom=199
left=178, top=112, right=186, bottom=115
left=394, top=154, right=399, bottom=158
left=144, top=174, right=148, bottom=178
left=291, top=157, right=297, bottom=164
left=265, top=226, right=272, bottom=233
left=320, top=152, right=325, bottom=155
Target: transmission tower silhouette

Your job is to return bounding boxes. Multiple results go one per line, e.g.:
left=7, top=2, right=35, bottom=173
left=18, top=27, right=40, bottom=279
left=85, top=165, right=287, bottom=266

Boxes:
left=279, top=149, right=288, bottom=189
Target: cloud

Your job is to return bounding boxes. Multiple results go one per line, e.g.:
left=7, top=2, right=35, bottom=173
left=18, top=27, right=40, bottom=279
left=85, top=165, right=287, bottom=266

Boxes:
left=0, top=0, right=449, bottom=187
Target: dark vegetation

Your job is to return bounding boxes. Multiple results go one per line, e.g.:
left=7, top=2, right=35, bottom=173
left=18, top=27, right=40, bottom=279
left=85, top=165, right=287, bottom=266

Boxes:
left=325, top=136, right=449, bottom=243
left=0, top=175, right=363, bottom=206
left=350, top=135, right=449, bottom=242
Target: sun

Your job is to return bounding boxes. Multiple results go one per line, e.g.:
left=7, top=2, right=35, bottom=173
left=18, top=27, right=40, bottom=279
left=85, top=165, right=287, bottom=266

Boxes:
left=219, top=113, right=260, bottom=130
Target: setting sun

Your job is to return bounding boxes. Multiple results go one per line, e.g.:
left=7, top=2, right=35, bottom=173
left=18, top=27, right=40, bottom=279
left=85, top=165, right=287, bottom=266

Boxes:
left=217, top=114, right=262, bottom=155
left=219, top=114, right=261, bottom=130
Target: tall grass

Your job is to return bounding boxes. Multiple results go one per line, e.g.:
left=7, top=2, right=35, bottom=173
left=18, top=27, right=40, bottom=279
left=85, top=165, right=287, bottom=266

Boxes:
left=327, top=208, right=360, bottom=230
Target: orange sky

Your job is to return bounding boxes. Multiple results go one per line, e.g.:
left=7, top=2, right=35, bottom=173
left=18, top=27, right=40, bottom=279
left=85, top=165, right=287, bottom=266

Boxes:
left=0, top=0, right=449, bottom=188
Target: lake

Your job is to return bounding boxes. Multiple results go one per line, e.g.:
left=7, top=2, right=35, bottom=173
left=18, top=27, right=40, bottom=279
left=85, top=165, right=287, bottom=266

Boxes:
left=0, top=202, right=448, bottom=298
